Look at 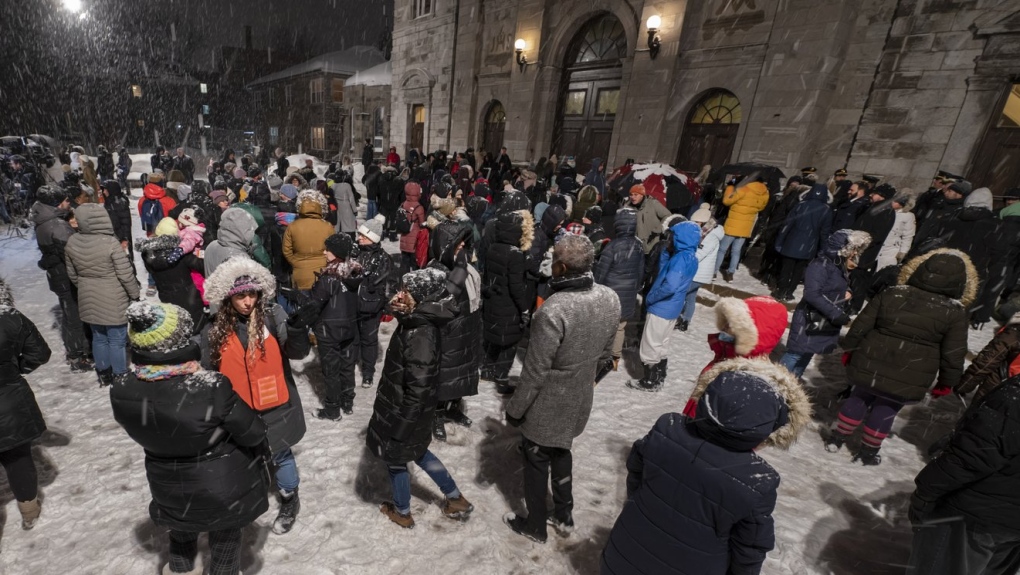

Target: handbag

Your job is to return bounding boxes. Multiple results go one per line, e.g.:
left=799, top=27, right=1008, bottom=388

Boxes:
left=804, top=307, right=840, bottom=336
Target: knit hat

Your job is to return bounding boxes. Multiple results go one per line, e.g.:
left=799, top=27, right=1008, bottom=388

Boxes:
left=233, top=167, right=247, bottom=179
left=872, top=183, right=897, bottom=200
left=36, top=185, right=67, bottom=207
left=266, top=173, right=284, bottom=190
left=629, top=184, right=646, bottom=197
left=565, top=222, right=585, bottom=236
left=178, top=207, right=203, bottom=228
left=127, top=301, right=194, bottom=353
left=358, top=214, right=386, bottom=243
left=324, top=233, right=355, bottom=260
left=280, top=184, right=299, bottom=200
left=247, top=165, right=263, bottom=178
left=210, top=190, right=228, bottom=204
left=583, top=205, right=603, bottom=225
left=401, top=267, right=447, bottom=305
left=690, top=203, right=713, bottom=224
left=154, top=217, right=179, bottom=237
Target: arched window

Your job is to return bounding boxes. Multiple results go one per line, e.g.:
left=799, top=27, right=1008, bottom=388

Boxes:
left=567, top=14, right=628, bottom=66
left=482, top=100, right=506, bottom=157
left=688, top=90, right=742, bottom=124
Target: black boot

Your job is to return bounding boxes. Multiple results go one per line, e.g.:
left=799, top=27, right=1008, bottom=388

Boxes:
left=112, top=372, right=129, bottom=386
left=361, top=374, right=374, bottom=388
left=675, top=319, right=689, bottom=331
left=480, top=366, right=495, bottom=382
left=68, top=356, right=93, bottom=373
left=852, top=445, right=882, bottom=466
left=432, top=417, right=447, bottom=442
left=627, top=364, right=662, bottom=392
left=496, top=378, right=515, bottom=395
left=316, top=402, right=343, bottom=421
left=273, top=489, right=300, bottom=534
left=824, top=434, right=847, bottom=453
left=445, top=400, right=472, bottom=428
left=96, top=367, right=114, bottom=387
left=340, top=397, right=354, bottom=415
left=656, top=359, right=668, bottom=386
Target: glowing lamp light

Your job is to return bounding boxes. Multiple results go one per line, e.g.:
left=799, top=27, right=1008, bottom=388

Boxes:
left=63, top=0, right=83, bottom=12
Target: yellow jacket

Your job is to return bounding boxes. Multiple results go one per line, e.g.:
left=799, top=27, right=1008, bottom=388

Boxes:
left=722, top=182, right=769, bottom=238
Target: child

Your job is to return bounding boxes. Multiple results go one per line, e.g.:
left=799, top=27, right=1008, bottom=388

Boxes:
left=177, top=207, right=207, bottom=302
left=367, top=268, right=474, bottom=528
left=678, top=203, right=725, bottom=331
left=356, top=215, right=396, bottom=388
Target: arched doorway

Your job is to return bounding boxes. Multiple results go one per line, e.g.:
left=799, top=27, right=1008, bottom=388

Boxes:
left=969, top=83, right=1020, bottom=198
left=675, top=90, right=742, bottom=173
left=552, top=13, right=627, bottom=173
left=482, top=100, right=506, bottom=158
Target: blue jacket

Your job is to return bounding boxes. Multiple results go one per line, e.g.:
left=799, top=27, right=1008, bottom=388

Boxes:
left=646, top=221, right=700, bottom=320
left=786, top=231, right=855, bottom=355
left=601, top=369, right=786, bottom=575
left=593, top=209, right=645, bottom=320
left=775, top=184, right=833, bottom=260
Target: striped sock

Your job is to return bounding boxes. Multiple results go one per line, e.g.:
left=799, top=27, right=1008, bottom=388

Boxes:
left=835, top=412, right=862, bottom=437
left=862, top=426, right=888, bottom=448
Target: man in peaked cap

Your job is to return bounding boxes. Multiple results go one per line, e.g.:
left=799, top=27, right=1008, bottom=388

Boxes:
left=801, top=166, right=818, bottom=178
left=831, top=168, right=853, bottom=205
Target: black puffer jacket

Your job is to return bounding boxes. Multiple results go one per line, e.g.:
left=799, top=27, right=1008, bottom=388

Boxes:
left=937, top=205, right=1009, bottom=323
left=0, top=285, right=51, bottom=452
left=914, top=376, right=1020, bottom=532
left=482, top=210, right=535, bottom=346
left=594, top=208, right=645, bottom=320
left=843, top=249, right=976, bottom=401
left=138, top=235, right=207, bottom=333
left=31, top=202, right=76, bottom=294
left=852, top=199, right=896, bottom=270
left=110, top=342, right=269, bottom=532
left=101, top=181, right=133, bottom=245
left=527, top=205, right=567, bottom=277
left=357, top=243, right=396, bottom=315
left=429, top=221, right=480, bottom=402
left=307, top=260, right=362, bottom=343
left=366, top=297, right=454, bottom=464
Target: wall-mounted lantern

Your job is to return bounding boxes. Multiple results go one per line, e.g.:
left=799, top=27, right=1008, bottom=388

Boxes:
left=646, top=15, right=662, bottom=60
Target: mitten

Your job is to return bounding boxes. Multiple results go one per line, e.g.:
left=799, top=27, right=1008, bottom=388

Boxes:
left=841, top=352, right=852, bottom=366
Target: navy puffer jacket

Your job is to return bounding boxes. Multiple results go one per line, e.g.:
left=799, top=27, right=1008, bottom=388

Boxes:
left=593, top=208, right=645, bottom=320
left=775, top=184, right=832, bottom=260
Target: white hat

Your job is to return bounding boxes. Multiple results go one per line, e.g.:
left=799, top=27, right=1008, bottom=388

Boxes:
left=358, top=214, right=386, bottom=243
left=691, top=203, right=713, bottom=224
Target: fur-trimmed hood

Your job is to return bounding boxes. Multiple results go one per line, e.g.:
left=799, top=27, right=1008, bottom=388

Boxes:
left=136, top=234, right=180, bottom=253
left=686, top=357, right=811, bottom=450
left=492, top=209, right=534, bottom=252
left=714, top=296, right=789, bottom=357
left=296, top=189, right=328, bottom=213
left=0, top=277, right=14, bottom=308
left=286, top=173, right=309, bottom=189
left=204, top=255, right=277, bottom=304
left=821, top=229, right=872, bottom=262
left=898, top=248, right=979, bottom=308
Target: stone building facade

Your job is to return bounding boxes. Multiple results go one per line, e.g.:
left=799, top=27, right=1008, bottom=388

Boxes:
left=389, top=0, right=1020, bottom=193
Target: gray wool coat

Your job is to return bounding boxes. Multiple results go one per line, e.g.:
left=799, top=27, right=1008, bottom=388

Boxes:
left=506, top=275, right=620, bottom=449
left=64, top=203, right=140, bottom=325
left=333, top=182, right=358, bottom=234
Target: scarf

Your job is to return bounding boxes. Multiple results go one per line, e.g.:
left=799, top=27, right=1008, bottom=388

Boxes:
left=548, top=271, right=594, bottom=294
left=134, top=360, right=202, bottom=382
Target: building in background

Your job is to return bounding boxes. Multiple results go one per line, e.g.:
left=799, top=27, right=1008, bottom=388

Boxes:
left=389, top=0, right=1020, bottom=193
left=344, top=61, right=394, bottom=163
left=247, top=47, right=387, bottom=158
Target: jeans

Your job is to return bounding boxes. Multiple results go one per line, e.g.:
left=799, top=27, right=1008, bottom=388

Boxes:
left=273, top=448, right=299, bottom=493
left=680, top=281, right=702, bottom=323
left=387, top=450, right=460, bottom=515
left=367, top=200, right=378, bottom=220
left=169, top=528, right=243, bottom=575
left=715, top=235, right=747, bottom=274
left=522, top=436, right=573, bottom=537
left=908, top=507, right=1020, bottom=575
left=91, top=324, right=128, bottom=374
left=779, top=351, right=814, bottom=378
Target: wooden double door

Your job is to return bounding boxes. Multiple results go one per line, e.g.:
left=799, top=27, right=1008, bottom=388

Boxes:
left=675, top=122, right=739, bottom=174
left=554, top=69, right=620, bottom=172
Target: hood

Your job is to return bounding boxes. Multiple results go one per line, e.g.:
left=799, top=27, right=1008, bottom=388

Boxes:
left=74, top=203, right=115, bottom=236
left=898, top=248, right=978, bottom=307
left=497, top=190, right=531, bottom=215
left=404, top=182, right=421, bottom=202
left=298, top=189, right=329, bottom=214
left=670, top=220, right=701, bottom=252
left=466, top=196, right=488, bottom=221
left=964, top=187, right=993, bottom=210
left=541, top=205, right=567, bottom=236
left=687, top=358, right=811, bottom=450
left=137, top=234, right=180, bottom=254
left=233, top=203, right=266, bottom=228
left=31, top=201, right=69, bottom=227
left=204, top=255, right=277, bottom=304
left=217, top=207, right=257, bottom=248
left=715, top=296, right=790, bottom=357
left=613, top=208, right=637, bottom=237
left=287, top=173, right=309, bottom=188
left=429, top=220, right=473, bottom=269
left=801, top=183, right=831, bottom=203
left=493, top=210, right=535, bottom=252
left=298, top=196, right=324, bottom=219
left=821, top=229, right=872, bottom=261
left=0, top=277, right=14, bottom=308
left=102, top=180, right=124, bottom=198
left=143, top=183, right=166, bottom=200
left=577, top=184, right=599, bottom=205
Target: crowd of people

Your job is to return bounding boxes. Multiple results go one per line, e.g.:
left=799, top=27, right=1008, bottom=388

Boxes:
left=1, top=144, right=1020, bottom=575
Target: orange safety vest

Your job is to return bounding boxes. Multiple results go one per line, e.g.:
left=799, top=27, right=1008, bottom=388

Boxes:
left=219, top=330, right=289, bottom=411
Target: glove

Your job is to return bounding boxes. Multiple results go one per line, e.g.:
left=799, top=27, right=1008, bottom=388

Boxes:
left=505, top=412, right=524, bottom=427
left=908, top=493, right=936, bottom=528
left=841, top=352, right=852, bottom=366
left=519, top=310, right=531, bottom=329
left=381, top=314, right=394, bottom=323
left=832, top=313, right=852, bottom=327
left=930, top=384, right=953, bottom=398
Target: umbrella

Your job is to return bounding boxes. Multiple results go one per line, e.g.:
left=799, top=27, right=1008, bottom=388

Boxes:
left=611, top=162, right=702, bottom=209
left=709, top=162, right=786, bottom=195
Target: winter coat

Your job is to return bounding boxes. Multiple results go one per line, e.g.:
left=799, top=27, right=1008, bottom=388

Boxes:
left=64, top=204, right=140, bottom=325
left=604, top=359, right=809, bottom=575
left=630, top=195, right=672, bottom=254
left=913, top=376, right=1020, bottom=532
left=110, top=342, right=269, bottom=532
left=333, top=182, right=358, bottom=233
left=938, top=205, right=1009, bottom=322
left=956, top=320, right=1020, bottom=402
left=357, top=243, right=396, bottom=315
left=911, top=196, right=963, bottom=254
left=399, top=184, right=427, bottom=253
left=138, top=235, right=207, bottom=333
left=572, top=185, right=599, bottom=223
left=204, top=208, right=270, bottom=277
left=593, top=209, right=645, bottom=320
left=646, top=221, right=701, bottom=320
left=138, top=184, right=178, bottom=234
left=528, top=205, right=567, bottom=278
left=102, top=182, right=133, bottom=244
left=429, top=222, right=481, bottom=402
left=32, top=202, right=76, bottom=294
left=763, top=186, right=806, bottom=247
left=283, top=200, right=334, bottom=290
left=505, top=273, right=619, bottom=449
left=0, top=292, right=51, bottom=452
left=831, top=196, right=869, bottom=232
left=843, top=249, right=977, bottom=401
left=876, top=210, right=916, bottom=270
left=693, top=224, right=725, bottom=285
left=721, top=181, right=769, bottom=238
left=307, top=260, right=362, bottom=344
left=786, top=231, right=869, bottom=355
left=482, top=210, right=535, bottom=346
left=775, top=184, right=833, bottom=261
left=366, top=297, right=453, bottom=464
left=852, top=200, right=896, bottom=270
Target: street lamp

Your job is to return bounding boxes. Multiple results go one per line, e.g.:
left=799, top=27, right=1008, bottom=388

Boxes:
left=514, top=38, right=528, bottom=73
left=646, top=15, right=662, bottom=59
left=63, top=0, right=83, bottom=12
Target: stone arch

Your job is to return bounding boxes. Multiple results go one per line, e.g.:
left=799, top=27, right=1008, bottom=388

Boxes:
left=541, top=1, right=640, bottom=72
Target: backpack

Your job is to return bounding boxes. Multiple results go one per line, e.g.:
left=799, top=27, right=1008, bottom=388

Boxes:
left=140, top=198, right=164, bottom=233
left=395, top=206, right=413, bottom=235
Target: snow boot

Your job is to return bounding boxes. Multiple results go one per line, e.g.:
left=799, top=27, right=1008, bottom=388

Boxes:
left=675, top=319, right=689, bottom=332
left=316, top=402, right=342, bottom=421
left=380, top=502, right=415, bottom=529
left=340, top=397, right=354, bottom=415
left=162, top=558, right=203, bottom=575
left=441, top=495, right=474, bottom=520
left=96, top=367, right=114, bottom=387
left=361, top=375, right=374, bottom=388
left=824, top=434, right=847, bottom=453
left=432, top=417, right=448, bottom=442
left=722, top=270, right=734, bottom=283
left=655, top=359, right=668, bottom=385
left=445, top=401, right=472, bottom=428
left=852, top=445, right=882, bottom=466
left=547, top=514, right=575, bottom=536
left=480, top=366, right=495, bottom=382
left=627, top=363, right=662, bottom=392
left=17, top=498, right=40, bottom=530
left=273, top=489, right=300, bottom=534
left=68, top=356, right=93, bottom=373
left=503, top=513, right=546, bottom=543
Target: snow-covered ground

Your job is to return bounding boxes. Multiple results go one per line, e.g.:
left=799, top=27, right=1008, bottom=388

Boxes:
left=0, top=206, right=991, bottom=575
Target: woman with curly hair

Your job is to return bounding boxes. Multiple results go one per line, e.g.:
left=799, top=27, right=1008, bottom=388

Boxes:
left=203, top=256, right=311, bottom=535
